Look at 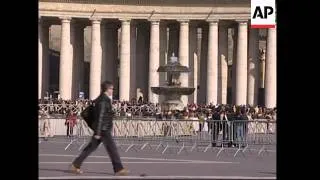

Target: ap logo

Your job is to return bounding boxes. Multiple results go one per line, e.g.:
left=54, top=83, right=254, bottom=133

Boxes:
left=251, top=0, right=276, bottom=28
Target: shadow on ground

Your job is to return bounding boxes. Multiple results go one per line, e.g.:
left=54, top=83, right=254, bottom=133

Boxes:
left=39, top=168, right=114, bottom=176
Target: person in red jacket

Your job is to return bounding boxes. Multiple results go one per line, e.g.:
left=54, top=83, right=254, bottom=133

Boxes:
left=65, top=110, right=77, bottom=137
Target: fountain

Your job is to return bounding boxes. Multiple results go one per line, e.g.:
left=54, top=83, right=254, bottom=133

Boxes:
left=151, top=53, right=195, bottom=112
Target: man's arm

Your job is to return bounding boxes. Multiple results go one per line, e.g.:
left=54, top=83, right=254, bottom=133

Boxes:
left=105, top=98, right=113, bottom=114
left=95, top=101, right=106, bottom=136
left=104, top=98, right=114, bottom=131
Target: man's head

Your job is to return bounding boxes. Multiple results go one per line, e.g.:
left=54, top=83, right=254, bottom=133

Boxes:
left=101, top=80, right=114, bottom=97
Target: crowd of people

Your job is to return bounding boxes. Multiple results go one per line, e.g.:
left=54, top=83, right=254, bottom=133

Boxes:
left=38, top=98, right=276, bottom=121
left=39, top=98, right=276, bottom=147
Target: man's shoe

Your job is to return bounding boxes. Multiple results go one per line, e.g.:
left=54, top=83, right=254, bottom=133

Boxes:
left=69, top=164, right=83, bottom=174
left=115, top=168, right=129, bottom=176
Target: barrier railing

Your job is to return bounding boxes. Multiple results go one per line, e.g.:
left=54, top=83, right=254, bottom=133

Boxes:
left=38, top=117, right=276, bottom=157
left=38, top=104, right=160, bottom=116
left=111, top=118, right=276, bottom=156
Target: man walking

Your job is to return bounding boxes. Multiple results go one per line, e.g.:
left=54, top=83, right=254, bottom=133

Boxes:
left=70, top=81, right=129, bottom=176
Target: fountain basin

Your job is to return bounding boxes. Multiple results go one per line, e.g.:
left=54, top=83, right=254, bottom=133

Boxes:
left=161, top=99, right=185, bottom=111
left=157, top=64, right=190, bottom=72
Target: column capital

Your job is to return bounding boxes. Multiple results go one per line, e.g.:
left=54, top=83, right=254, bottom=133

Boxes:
left=90, top=18, right=101, bottom=23
left=235, top=19, right=249, bottom=24
left=207, top=20, right=219, bottom=26
left=59, top=17, right=72, bottom=22
left=119, top=18, right=131, bottom=24
left=178, top=19, right=189, bottom=24
left=149, top=20, right=160, bottom=25
left=206, top=19, right=219, bottom=24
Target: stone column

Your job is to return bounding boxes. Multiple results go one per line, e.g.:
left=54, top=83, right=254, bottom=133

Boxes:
left=130, top=23, right=137, bottom=100
left=168, top=23, right=179, bottom=56
left=265, top=27, right=277, bottom=108
left=71, top=23, right=78, bottom=99
left=179, top=20, right=189, bottom=106
left=148, top=20, right=160, bottom=103
left=206, top=20, right=219, bottom=105
left=119, top=19, right=131, bottom=101
left=159, top=21, right=168, bottom=103
left=235, top=20, right=248, bottom=105
left=218, top=24, right=228, bottom=105
left=199, top=25, right=208, bottom=104
left=38, top=19, right=50, bottom=99
left=89, top=18, right=102, bottom=100
left=158, top=21, right=168, bottom=93
left=247, top=28, right=259, bottom=106
left=196, top=28, right=202, bottom=103
left=59, top=17, right=73, bottom=100
left=189, top=23, right=197, bottom=103
left=102, top=23, right=118, bottom=85
left=136, top=23, right=149, bottom=101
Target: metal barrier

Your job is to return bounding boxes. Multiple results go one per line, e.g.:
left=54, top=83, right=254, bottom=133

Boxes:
left=38, top=103, right=160, bottom=116
left=39, top=117, right=52, bottom=142
left=38, top=116, right=93, bottom=150
left=38, top=104, right=85, bottom=114
left=64, top=119, right=94, bottom=151
left=38, top=117, right=276, bottom=157
left=111, top=118, right=276, bottom=156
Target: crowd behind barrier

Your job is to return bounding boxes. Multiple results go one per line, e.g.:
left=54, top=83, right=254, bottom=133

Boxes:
left=38, top=98, right=277, bottom=120
left=39, top=117, right=276, bottom=137
left=39, top=116, right=276, bottom=156
left=39, top=98, right=276, bottom=151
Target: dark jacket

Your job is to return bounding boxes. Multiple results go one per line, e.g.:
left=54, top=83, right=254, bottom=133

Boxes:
left=92, top=93, right=114, bottom=135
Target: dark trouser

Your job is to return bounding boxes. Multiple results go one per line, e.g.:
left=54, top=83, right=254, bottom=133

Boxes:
left=199, top=123, right=203, bottom=132
left=222, top=123, right=232, bottom=146
left=233, top=122, right=247, bottom=146
left=67, top=124, right=73, bottom=137
left=72, top=131, right=124, bottom=173
left=211, top=122, right=220, bottom=146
